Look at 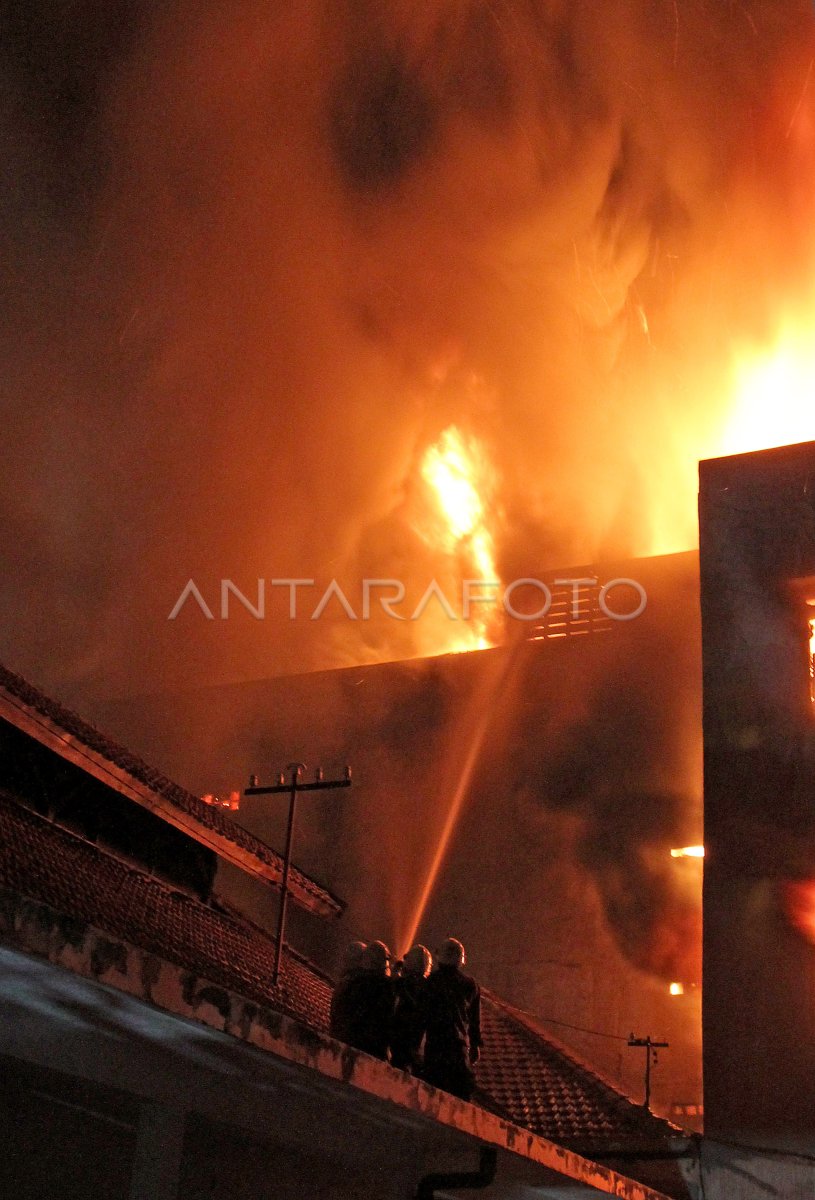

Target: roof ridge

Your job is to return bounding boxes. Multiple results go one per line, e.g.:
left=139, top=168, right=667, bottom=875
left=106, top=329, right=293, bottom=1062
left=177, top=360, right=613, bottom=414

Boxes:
left=481, top=989, right=683, bottom=1138
left=483, top=988, right=627, bottom=1085
left=0, top=661, right=342, bottom=914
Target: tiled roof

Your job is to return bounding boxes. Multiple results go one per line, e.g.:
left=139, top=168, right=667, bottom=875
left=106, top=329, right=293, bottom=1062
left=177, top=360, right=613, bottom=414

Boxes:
left=474, top=998, right=691, bottom=1199
left=0, top=787, right=691, bottom=1197
left=0, top=790, right=332, bottom=1030
left=477, top=994, right=680, bottom=1151
left=0, top=663, right=342, bottom=917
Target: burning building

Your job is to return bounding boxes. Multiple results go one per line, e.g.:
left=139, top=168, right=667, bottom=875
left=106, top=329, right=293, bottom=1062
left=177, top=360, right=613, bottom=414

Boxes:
left=3, top=2, right=815, bottom=702
left=3, top=3, right=815, bottom=1193
left=699, top=439, right=815, bottom=1151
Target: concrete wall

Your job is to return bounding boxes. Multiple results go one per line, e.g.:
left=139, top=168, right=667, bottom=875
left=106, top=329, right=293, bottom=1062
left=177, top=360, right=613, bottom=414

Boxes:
left=688, top=1141, right=815, bottom=1200
left=699, top=441, right=815, bottom=1149
left=0, top=923, right=677, bottom=1200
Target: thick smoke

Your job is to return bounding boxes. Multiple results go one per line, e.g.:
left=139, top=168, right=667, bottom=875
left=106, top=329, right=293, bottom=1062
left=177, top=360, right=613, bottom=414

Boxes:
left=513, top=646, right=704, bottom=982
left=1, top=0, right=814, bottom=701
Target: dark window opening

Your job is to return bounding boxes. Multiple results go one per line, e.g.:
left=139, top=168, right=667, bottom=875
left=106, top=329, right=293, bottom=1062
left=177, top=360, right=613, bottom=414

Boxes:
left=0, top=718, right=216, bottom=900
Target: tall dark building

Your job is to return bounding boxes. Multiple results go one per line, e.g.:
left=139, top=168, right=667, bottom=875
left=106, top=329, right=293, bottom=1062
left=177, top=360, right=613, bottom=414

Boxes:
left=700, top=440, right=815, bottom=1149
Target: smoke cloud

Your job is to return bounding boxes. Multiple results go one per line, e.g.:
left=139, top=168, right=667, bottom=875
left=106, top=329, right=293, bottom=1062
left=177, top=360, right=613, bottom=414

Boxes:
left=1, top=0, right=814, bottom=700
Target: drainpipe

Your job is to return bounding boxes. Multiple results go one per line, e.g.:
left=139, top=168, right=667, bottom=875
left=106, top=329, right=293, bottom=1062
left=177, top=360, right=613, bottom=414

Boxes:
left=417, top=1146, right=498, bottom=1199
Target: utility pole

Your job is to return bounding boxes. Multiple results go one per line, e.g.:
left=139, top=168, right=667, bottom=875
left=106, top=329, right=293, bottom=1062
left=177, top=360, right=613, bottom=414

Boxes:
left=245, top=762, right=351, bottom=987
left=627, top=1034, right=669, bottom=1111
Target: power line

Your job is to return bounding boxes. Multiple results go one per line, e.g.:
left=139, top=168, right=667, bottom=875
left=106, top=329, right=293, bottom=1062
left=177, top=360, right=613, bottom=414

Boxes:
left=507, top=1004, right=631, bottom=1043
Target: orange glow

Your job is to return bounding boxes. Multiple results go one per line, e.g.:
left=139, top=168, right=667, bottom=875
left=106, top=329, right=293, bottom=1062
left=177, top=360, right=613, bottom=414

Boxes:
left=400, top=699, right=492, bottom=955
left=422, top=427, right=491, bottom=560
left=399, top=641, right=526, bottom=956
left=809, top=606, right=815, bottom=704
left=201, top=791, right=240, bottom=810
left=669, top=982, right=685, bottom=996
left=646, top=306, right=815, bottom=558
left=670, top=846, right=705, bottom=859
left=419, top=426, right=499, bottom=653
left=784, top=880, right=815, bottom=944
left=720, top=326, right=815, bottom=458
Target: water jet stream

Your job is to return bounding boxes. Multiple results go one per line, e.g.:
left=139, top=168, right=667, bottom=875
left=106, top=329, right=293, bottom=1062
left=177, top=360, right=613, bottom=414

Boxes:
left=399, top=636, right=528, bottom=955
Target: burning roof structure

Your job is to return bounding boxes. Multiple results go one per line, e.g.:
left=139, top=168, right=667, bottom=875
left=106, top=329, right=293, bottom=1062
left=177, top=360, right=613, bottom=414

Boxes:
left=2, top=3, right=815, bottom=702
left=3, top=5, right=815, bottom=1194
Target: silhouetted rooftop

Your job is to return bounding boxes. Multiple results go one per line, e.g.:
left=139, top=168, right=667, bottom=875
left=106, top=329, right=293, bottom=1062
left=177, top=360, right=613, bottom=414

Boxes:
left=0, top=662, right=343, bottom=917
left=0, top=662, right=691, bottom=1198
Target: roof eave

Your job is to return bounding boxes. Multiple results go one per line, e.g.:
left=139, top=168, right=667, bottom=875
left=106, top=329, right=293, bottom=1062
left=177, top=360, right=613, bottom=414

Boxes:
left=0, top=690, right=341, bottom=919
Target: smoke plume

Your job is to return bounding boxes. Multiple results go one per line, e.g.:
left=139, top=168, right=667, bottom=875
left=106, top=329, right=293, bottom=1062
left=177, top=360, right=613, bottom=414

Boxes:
left=1, top=0, right=814, bottom=700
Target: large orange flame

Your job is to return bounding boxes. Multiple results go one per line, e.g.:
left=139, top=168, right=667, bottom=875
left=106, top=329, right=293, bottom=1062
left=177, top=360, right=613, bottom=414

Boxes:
left=647, top=305, right=815, bottom=557
left=419, top=425, right=498, bottom=652
left=721, top=319, right=815, bottom=457
left=416, top=312, right=815, bottom=643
